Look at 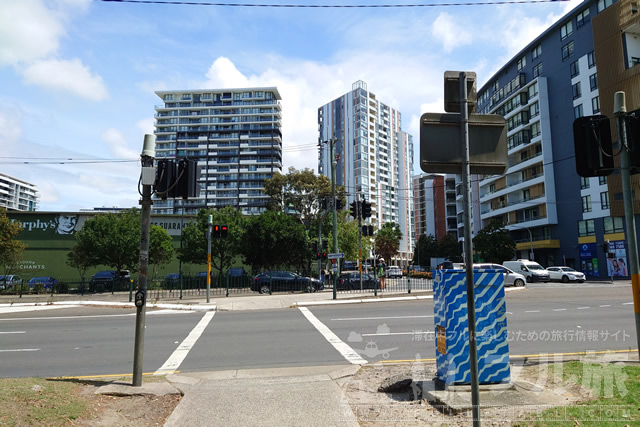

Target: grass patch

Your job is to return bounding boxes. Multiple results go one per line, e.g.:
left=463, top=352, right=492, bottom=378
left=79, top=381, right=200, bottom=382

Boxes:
left=516, top=360, right=640, bottom=426
left=0, top=378, right=90, bottom=426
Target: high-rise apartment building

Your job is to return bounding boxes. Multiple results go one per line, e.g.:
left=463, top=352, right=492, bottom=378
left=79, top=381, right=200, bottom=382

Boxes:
left=476, top=0, right=635, bottom=279
left=152, top=88, right=282, bottom=215
left=318, top=81, right=415, bottom=264
left=0, top=172, right=38, bottom=212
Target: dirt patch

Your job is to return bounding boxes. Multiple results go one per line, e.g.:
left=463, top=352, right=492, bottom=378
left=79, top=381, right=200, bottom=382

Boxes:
left=71, top=393, right=180, bottom=426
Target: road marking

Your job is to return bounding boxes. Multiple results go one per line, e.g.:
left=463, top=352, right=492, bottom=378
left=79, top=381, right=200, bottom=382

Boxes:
left=154, top=311, right=215, bottom=375
left=0, top=348, right=39, bottom=352
left=362, top=331, right=434, bottom=337
left=599, top=305, right=611, bottom=307
left=553, top=309, right=567, bottom=312
left=0, top=331, right=25, bottom=334
left=577, top=307, right=590, bottom=310
left=330, top=315, right=433, bottom=321
left=623, top=302, right=633, bottom=305
left=0, top=305, right=74, bottom=314
left=299, top=307, right=366, bottom=365
left=0, top=314, right=135, bottom=321
left=525, top=310, right=540, bottom=313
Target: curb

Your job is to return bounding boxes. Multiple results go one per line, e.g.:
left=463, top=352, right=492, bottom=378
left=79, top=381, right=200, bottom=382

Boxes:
left=0, top=300, right=216, bottom=312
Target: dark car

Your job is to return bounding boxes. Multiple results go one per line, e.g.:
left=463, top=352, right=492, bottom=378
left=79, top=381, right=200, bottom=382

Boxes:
left=227, top=267, right=250, bottom=288
left=0, top=275, right=23, bottom=289
left=164, top=273, right=181, bottom=288
left=251, top=271, right=323, bottom=294
left=196, top=271, right=215, bottom=287
left=89, top=270, right=130, bottom=291
left=28, top=276, right=58, bottom=289
left=336, top=271, right=379, bottom=291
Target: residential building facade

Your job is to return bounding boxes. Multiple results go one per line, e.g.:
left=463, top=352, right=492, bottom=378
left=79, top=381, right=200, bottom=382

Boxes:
left=476, top=0, right=635, bottom=279
left=152, top=88, right=283, bottom=215
left=318, top=81, right=415, bottom=265
left=0, top=172, right=38, bottom=212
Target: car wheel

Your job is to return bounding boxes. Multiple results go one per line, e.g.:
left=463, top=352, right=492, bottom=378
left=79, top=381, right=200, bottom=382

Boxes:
left=306, top=283, right=315, bottom=293
left=259, top=284, right=270, bottom=294
left=514, top=279, right=525, bottom=287
left=561, top=276, right=569, bottom=283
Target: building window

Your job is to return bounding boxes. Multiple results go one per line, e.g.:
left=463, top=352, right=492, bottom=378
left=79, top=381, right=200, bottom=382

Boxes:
left=533, top=63, right=543, bottom=78
left=588, top=51, right=596, bottom=68
left=530, top=122, right=541, bottom=138
left=517, top=56, right=527, bottom=71
left=528, top=82, right=539, bottom=98
left=570, top=60, right=580, bottom=78
left=578, top=219, right=596, bottom=236
left=599, top=175, right=608, bottom=185
left=592, top=96, right=600, bottom=114
left=532, top=44, right=542, bottom=60
left=561, top=21, right=574, bottom=40
left=580, top=177, right=590, bottom=189
left=577, top=7, right=590, bottom=28
left=574, top=104, right=584, bottom=119
left=572, top=82, right=582, bottom=100
left=522, top=189, right=531, bottom=201
left=604, top=216, right=624, bottom=233
left=589, top=73, right=598, bottom=91
left=582, top=195, right=592, bottom=212
left=562, top=41, right=575, bottom=61
left=600, top=191, right=609, bottom=209
left=530, top=101, right=540, bottom=118
left=597, top=0, right=614, bottom=12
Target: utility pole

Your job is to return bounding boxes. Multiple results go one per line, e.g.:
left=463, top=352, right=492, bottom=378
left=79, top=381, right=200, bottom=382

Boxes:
left=357, top=197, right=363, bottom=291
left=613, top=91, right=640, bottom=360
left=133, top=134, right=156, bottom=387
left=207, top=214, right=212, bottom=303
left=330, top=139, right=339, bottom=300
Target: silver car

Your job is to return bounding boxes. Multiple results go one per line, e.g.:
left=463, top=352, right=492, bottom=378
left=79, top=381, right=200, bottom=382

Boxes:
left=547, top=266, right=585, bottom=283
left=473, top=264, right=526, bottom=287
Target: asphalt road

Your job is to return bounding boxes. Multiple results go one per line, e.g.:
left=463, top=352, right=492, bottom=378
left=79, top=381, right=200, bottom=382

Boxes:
left=0, top=283, right=636, bottom=378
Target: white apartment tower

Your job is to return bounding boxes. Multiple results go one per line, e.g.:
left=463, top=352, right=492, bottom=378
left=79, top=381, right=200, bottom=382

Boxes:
left=0, top=172, right=38, bottom=211
left=318, top=81, right=415, bottom=264
left=152, top=88, right=282, bottom=215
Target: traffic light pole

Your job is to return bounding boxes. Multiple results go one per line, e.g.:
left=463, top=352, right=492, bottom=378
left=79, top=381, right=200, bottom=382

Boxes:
left=207, top=214, right=212, bottom=303
left=357, top=198, right=363, bottom=291
left=330, top=139, right=338, bottom=301
left=614, top=92, right=640, bottom=361
left=460, top=72, right=481, bottom=426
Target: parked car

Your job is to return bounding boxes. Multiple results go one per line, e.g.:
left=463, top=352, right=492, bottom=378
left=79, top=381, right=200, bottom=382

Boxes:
left=473, top=263, right=526, bottom=287
left=196, top=271, right=215, bottom=287
left=27, top=276, right=58, bottom=289
left=227, top=267, right=250, bottom=288
left=164, top=273, right=181, bottom=288
left=89, top=270, right=130, bottom=291
left=547, top=266, right=585, bottom=283
left=336, top=271, right=379, bottom=290
left=503, top=260, right=550, bottom=283
left=410, top=265, right=425, bottom=272
left=0, top=275, right=23, bottom=289
left=386, top=266, right=403, bottom=278
left=251, top=271, right=323, bottom=294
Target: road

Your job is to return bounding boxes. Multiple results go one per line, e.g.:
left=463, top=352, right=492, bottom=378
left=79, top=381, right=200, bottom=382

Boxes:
left=0, top=283, right=636, bottom=378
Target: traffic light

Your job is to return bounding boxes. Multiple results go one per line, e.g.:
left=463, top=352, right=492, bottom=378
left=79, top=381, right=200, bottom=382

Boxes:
left=322, top=240, right=328, bottom=250
left=175, top=158, right=201, bottom=199
left=362, top=201, right=372, bottom=219
left=627, top=111, right=640, bottom=174
left=350, top=201, right=359, bottom=218
left=336, top=199, right=344, bottom=210
left=316, top=252, right=322, bottom=260
left=362, top=225, right=374, bottom=236
left=213, top=225, right=221, bottom=238
left=220, top=225, right=228, bottom=238
left=572, top=115, right=614, bottom=177
left=155, top=159, right=176, bottom=199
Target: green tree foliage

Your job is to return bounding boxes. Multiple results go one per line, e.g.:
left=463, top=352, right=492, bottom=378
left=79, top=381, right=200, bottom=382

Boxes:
left=0, top=208, right=26, bottom=274
left=437, top=234, right=462, bottom=262
left=69, top=209, right=140, bottom=273
left=240, top=210, right=309, bottom=273
left=178, top=207, right=245, bottom=277
left=149, top=225, right=175, bottom=280
left=473, top=219, right=516, bottom=263
left=413, top=234, right=438, bottom=267
left=66, top=246, right=92, bottom=282
left=374, top=222, right=402, bottom=262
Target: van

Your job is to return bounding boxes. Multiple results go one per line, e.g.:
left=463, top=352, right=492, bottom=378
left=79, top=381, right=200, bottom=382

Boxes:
left=503, top=259, right=550, bottom=283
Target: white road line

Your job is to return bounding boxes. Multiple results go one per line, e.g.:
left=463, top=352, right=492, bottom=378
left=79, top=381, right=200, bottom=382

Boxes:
left=0, top=331, right=25, bottom=334
left=0, top=348, right=39, bottom=352
left=362, top=331, right=434, bottom=337
left=525, top=310, right=540, bottom=313
left=553, top=309, right=567, bottom=312
left=299, top=307, right=366, bottom=365
left=330, top=315, right=433, bottom=321
left=623, top=302, right=633, bottom=305
left=0, top=314, right=135, bottom=321
left=154, top=311, right=215, bottom=375
left=0, top=305, right=74, bottom=314
left=577, top=307, right=590, bottom=310
left=600, top=305, right=611, bottom=307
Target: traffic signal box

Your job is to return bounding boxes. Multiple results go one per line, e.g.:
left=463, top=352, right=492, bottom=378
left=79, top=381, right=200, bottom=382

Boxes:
left=212, top=225, right=228, bottom=238
left=350, top=201, right=359, bottom=219
left=155, top=158, right=200, bottom=199
left=572, top=115, right=614, bottom=178
left=361, top=201, right=372, bottom=219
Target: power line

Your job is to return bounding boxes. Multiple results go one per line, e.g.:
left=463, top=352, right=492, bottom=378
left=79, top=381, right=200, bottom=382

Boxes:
left=100, top=0, right=570, bottom=7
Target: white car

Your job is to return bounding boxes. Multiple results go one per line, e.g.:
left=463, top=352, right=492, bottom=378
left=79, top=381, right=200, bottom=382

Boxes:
left=386, top=266, right=403, bottom=278
left=473, top=264, right=526, bottom=287
left=547, top=266, right=585, bottom=283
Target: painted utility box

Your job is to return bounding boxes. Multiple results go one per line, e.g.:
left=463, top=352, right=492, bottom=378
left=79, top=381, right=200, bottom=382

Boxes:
left=433, top=269, right=510, bottom=385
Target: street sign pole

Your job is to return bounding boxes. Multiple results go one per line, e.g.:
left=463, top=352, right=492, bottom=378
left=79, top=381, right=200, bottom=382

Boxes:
left=460, top=72, right=481, bottom=426
left=330, top=139, right=339, bottom=301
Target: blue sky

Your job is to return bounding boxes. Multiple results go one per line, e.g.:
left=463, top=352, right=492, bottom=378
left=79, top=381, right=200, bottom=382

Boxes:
left=0, top=0, right=581, bottom=211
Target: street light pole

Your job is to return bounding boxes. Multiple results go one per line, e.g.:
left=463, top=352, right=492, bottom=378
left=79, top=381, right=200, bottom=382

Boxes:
left=330, top=139, right=338, bottom=301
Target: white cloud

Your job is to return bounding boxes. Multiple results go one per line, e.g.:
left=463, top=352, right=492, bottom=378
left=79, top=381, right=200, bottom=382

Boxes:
left=102, top=128, right=139, bottom=159
left=0, top=107, right=25, bottom=154
left=136, top=118, right=155, bottom=137
left=432, top=13, right=472, bottom=53
left=21, top=58, right=108, bottom=101
left=205, top=57, right=250, bottom=88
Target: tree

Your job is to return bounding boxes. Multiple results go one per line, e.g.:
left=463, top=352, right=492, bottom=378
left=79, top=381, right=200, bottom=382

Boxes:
left=149, top=225, right=175, bottom=280
left=473, top=219, right=516, bottom=263
left=72, top=209, right=141, bottom=274
left=178, top=207, right=245, bottom=278
left=66, top=246, right=93, bottom=283
left=437, top=234, right=462, bottom=262
left=413, top=234, right=438, bottom=267
left=374, top=222, right=402, bottom=262
left=0, top=208, right=26, bottom=275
